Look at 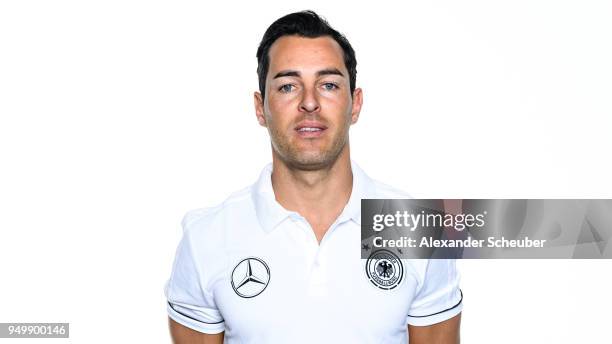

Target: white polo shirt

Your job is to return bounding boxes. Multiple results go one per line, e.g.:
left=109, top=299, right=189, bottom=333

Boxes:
left=165, top=161, right=463, bottom=343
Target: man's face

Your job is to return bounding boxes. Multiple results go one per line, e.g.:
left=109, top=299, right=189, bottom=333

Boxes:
left=254, top=35, right=362, bottom=170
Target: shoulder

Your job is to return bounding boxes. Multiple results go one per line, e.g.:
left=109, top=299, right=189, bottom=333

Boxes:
left=180, top=185, right=256, bottom=241
left=352, top=161, right=413, bottom=199
left=369, top=178, right=413, bottom=199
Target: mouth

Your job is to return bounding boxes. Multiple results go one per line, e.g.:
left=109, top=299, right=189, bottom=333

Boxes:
left=295, top=122, right=327, bottom=138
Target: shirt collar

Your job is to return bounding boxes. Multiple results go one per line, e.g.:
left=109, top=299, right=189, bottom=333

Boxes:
left=251, top=160, right=376, bottom=233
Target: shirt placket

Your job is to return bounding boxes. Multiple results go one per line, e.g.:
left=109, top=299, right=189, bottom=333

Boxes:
left=289, top=213, right=349, bottom=298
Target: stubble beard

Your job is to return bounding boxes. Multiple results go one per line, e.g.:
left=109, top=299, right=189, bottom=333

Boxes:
left=268, top=118, right=351, bottom=172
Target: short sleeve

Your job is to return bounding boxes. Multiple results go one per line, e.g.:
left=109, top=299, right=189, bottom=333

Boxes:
left=164, top=213, right=225, bottom=334
left=406, top=259, right=463, bottom=326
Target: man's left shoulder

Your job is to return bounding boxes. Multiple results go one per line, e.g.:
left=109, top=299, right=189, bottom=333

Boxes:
left=369, top=178, right=413, bottom=199
left=353, top=161, right=413, bottom=199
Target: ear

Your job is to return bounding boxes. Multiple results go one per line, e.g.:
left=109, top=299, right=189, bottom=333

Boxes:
left=254, top=91, right=267, bottom=127
left=350, top=87, right=363, bottom=124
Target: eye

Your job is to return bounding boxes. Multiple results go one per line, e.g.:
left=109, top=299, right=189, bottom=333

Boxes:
left=278, top=84, right=295, bottom=93
left=322, top=82, right=339, bottom=91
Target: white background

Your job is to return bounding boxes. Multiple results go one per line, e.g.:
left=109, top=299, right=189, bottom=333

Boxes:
left=1, top=1, right=611, bottom=343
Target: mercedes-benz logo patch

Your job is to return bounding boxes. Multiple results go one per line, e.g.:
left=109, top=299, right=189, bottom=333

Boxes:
left=231, top=257, right=270, bottom=298
left=365, top=249, right=404, bottom=290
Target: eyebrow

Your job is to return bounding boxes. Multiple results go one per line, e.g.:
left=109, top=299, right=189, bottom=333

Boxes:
left=273, top=68, right=345, bottom=79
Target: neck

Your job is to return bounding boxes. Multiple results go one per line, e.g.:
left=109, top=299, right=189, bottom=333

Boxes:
left=270, top=146, right=353, bottom=242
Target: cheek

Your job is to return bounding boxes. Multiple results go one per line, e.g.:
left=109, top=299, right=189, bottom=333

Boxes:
left=320, top=95, right=352, bottom=122
left=269, top=93, right=298, bottom=111
left=267, top=99, right=285, bottom=116
left=265, top=97, right=295, bottom=129
left=320, top=88, right=350, bottom=107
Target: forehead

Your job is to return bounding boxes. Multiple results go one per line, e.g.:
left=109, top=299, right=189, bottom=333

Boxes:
left=267, top=35, right=346, bottom=76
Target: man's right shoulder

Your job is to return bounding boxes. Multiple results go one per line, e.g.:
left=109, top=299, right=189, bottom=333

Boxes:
left=180, top=185, right=256, bottom=237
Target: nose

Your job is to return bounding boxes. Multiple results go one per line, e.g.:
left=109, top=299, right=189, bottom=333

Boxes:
left=299, top=87, right=320, bottom=113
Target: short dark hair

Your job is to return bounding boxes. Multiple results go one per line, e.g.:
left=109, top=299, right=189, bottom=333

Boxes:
left=256, top=10, right=357, bottom=99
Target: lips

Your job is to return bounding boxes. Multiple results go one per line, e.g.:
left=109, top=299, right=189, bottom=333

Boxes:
left=297, top=127, right=323, bottom=132
left=295, top=121, right=327, bottom=138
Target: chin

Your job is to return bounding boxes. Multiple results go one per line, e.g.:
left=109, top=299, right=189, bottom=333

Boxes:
left=284, top=151, right=340, bottom=171
left=273, top=137, right=348, bottom=171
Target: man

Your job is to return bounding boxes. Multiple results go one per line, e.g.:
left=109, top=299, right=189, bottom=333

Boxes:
left=165, top=10, right=462, bottom=343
